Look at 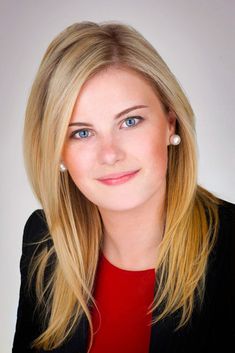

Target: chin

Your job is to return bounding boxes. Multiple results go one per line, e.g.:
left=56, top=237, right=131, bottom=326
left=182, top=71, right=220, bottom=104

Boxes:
left=95, top=195, right=150, bottom=212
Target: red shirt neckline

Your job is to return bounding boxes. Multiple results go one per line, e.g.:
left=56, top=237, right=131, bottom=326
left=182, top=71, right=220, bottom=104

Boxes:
left=100, top=251, right=155, bottom=273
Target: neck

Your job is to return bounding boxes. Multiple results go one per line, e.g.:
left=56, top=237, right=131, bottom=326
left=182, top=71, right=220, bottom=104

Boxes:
left=98, top=188, right=166, bottom=271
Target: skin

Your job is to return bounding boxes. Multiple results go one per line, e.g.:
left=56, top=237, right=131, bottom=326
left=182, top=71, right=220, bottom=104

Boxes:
left=62, top=66, right=176, bottom=271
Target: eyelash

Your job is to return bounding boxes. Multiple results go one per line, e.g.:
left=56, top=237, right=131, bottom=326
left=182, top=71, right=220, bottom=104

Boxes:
left=69, top=116, right=144, bottom=140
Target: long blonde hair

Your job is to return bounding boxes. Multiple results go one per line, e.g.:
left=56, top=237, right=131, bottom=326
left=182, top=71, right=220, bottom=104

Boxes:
left=23, top=20, right=221, bottom=351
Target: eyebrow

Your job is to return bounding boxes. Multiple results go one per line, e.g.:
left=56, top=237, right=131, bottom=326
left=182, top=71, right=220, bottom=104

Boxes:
left=68, top=104, right=148, bottom=127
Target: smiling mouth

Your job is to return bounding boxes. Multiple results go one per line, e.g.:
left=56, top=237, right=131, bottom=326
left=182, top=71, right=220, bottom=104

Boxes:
left=97, top=170, right=140, bottom=181
left=96, top=170, right=140, bottom=186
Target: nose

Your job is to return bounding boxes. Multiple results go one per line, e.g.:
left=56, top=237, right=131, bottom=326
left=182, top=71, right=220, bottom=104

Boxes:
left=97, top=136, right=125, bottom=165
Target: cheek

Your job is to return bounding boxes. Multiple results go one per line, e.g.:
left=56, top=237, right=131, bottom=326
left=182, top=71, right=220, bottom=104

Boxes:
left=139, top=132, right=168, bottom=173
left=63, top=145, right=95, bottom=181
left=153, top=142, right=168, bottom=170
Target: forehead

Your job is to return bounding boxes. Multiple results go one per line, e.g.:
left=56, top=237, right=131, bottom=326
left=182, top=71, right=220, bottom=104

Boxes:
left=81, top=66, right=156, bottom=97
left=70, top=67, right=162, bottom=121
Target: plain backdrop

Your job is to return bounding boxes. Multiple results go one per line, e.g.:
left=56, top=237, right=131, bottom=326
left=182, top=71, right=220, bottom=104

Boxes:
left=0, top=0, right=234, bottom=352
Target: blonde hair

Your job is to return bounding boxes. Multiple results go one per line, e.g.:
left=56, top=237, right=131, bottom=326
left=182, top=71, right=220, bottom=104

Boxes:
left=23, top=20, right=221, bottom=351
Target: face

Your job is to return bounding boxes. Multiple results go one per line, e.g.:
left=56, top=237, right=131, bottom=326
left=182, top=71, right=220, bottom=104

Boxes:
left=62, top=67, right=176, bottom=212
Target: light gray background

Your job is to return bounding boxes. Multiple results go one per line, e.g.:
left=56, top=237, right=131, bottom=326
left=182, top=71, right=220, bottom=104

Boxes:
left=1, top=0, right=234, bottom=351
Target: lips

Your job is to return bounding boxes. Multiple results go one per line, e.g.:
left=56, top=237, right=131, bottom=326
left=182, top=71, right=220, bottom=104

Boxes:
left=97, top=170, right=140, bottom=186
left=97, top=170, right=140, bottom=181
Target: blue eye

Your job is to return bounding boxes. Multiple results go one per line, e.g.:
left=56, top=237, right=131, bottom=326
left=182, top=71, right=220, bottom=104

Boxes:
left=70, top=129, right=91, bottom=139
left=70, top=116, right=143, bottom=140
left=122, top=116, right=143, bottom=128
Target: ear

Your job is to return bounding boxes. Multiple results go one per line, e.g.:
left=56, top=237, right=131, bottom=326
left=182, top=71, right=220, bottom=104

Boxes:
left=166, top=110, right=177, bottom=146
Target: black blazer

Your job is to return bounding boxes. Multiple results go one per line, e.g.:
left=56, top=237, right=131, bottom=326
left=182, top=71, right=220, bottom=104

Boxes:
left=12, top=199, right=235, bottom=353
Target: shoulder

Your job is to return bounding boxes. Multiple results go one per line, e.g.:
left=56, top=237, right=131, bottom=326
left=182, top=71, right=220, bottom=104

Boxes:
left=23, top=209, right=48, bottom=243
left=207, top=198, right=235, bottom=296
left=21, top=209, right=52, bottom=272
left=218, top=198, right=235, bottom=227
left=190, top=199, right=235, bottom=349
left=13, top=211, right=52, bottom=351
left=22, top=209, right=51, bottom=247
left=215, top=198, right=235, bottom=251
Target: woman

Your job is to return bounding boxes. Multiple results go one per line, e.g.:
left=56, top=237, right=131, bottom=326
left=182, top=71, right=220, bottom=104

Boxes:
left=12, top=21, right=235, bottom=353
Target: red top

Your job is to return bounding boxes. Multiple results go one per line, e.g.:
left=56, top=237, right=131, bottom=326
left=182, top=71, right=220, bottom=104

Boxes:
left=89, top=252, right=156, bottom=353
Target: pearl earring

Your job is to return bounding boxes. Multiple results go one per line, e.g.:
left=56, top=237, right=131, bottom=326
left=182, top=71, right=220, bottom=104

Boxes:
left=170, top=134, right=181, bottom=145
left=59, top=162, right=67, bottom=172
